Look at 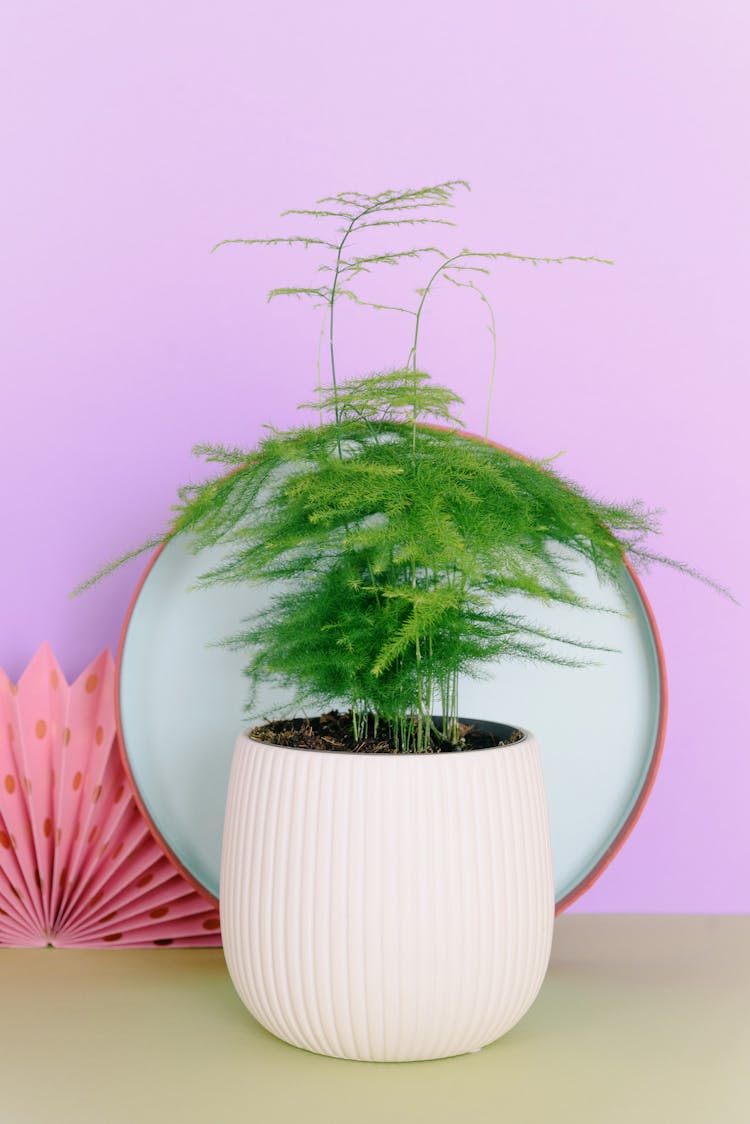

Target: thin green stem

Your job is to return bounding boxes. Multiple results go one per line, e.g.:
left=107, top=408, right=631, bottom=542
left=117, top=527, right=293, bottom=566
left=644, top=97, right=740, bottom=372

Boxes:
left=484, top=293, right=497, bottom=440
left=328, top=222, right=354, bottom=449
left=315, top=312, right=326, bottom=427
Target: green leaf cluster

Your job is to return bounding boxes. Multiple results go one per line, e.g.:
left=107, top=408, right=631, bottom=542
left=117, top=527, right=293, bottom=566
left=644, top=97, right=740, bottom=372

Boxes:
left=106, top=370, right=662, bottom=753
left=74, top=180, right=730, bottom=751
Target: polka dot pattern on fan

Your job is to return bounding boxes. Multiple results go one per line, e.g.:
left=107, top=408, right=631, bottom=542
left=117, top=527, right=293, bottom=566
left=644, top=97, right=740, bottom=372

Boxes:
left=0, top=645, right=221, bottom=948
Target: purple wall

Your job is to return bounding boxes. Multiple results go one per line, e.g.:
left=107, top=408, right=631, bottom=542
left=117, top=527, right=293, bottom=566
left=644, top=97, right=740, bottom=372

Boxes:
left=2, top=1, right=746, bottom=911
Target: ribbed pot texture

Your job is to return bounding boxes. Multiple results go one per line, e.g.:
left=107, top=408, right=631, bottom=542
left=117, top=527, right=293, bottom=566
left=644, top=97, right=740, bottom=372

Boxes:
left=220, top=728, right=554, bottom=1062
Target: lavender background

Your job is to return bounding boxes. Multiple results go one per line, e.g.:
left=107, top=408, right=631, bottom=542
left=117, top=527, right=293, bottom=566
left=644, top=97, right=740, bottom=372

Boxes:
left=1, top=1, right=746, bottom=911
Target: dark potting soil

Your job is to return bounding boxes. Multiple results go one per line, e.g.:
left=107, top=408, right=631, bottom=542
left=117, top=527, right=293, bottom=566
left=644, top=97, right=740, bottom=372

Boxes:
left=249, top=710, right=524, bottom=754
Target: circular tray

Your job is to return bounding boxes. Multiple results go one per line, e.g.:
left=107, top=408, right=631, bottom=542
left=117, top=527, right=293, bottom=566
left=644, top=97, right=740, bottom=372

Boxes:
left=117, top=472, right=666, bottom=911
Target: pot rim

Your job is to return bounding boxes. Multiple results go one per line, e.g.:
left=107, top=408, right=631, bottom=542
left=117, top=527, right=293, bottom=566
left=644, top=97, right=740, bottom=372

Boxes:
left=241, top=715, right=531, bottom=757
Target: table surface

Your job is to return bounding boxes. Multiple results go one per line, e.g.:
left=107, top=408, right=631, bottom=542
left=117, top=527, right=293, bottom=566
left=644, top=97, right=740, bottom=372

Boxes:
left=0, top=915, right=747, bottom=1124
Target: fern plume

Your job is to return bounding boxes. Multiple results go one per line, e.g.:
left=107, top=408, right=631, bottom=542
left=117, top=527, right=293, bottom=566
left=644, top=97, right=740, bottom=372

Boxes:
left=146, top=373, right=676, bottom=750
left=73, top=181, right=729, bottom=750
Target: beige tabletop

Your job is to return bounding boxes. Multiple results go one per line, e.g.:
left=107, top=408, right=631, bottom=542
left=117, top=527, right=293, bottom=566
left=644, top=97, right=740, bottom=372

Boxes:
left=0, top=915, right=747, bottom=1124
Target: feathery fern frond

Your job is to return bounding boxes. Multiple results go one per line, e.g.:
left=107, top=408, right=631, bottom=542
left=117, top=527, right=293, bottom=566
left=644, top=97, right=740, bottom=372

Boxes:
left=74, top=180, right=729, bottom=750
left=211, top=235, right=339, bottom=253
left=267, top=286, right=331, bottom=303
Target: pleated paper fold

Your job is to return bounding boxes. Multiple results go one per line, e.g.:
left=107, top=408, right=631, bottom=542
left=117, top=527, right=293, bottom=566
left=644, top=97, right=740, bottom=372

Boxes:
left=0, top=645, right=221, bottom=947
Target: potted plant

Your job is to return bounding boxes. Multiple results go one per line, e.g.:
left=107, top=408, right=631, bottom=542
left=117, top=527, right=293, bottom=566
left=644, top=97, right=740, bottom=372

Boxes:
left=76, top=181, right=723, bottom=1061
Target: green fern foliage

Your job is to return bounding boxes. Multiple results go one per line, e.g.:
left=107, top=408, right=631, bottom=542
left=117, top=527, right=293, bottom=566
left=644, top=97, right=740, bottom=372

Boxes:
left=74, top=180, right=727, bottom=751
left=129, top=373, right=660, bottom=753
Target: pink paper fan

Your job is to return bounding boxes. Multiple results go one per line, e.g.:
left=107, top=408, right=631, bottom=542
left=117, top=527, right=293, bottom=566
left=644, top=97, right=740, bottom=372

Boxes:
left=0, top=644, right=221, bottom=947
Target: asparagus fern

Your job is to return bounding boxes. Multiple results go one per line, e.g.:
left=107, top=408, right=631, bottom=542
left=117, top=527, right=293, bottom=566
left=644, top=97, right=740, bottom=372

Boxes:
left=75, top=181, right=723, bottom=751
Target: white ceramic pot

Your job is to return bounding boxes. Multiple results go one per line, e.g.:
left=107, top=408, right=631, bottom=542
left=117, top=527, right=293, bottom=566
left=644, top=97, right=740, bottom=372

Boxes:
left=220, top=723, right=554, bottom=1062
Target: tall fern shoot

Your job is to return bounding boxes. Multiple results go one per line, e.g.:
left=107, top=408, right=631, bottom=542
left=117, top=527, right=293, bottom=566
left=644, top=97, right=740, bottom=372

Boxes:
left=75, top=182, right=729, bottom=752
